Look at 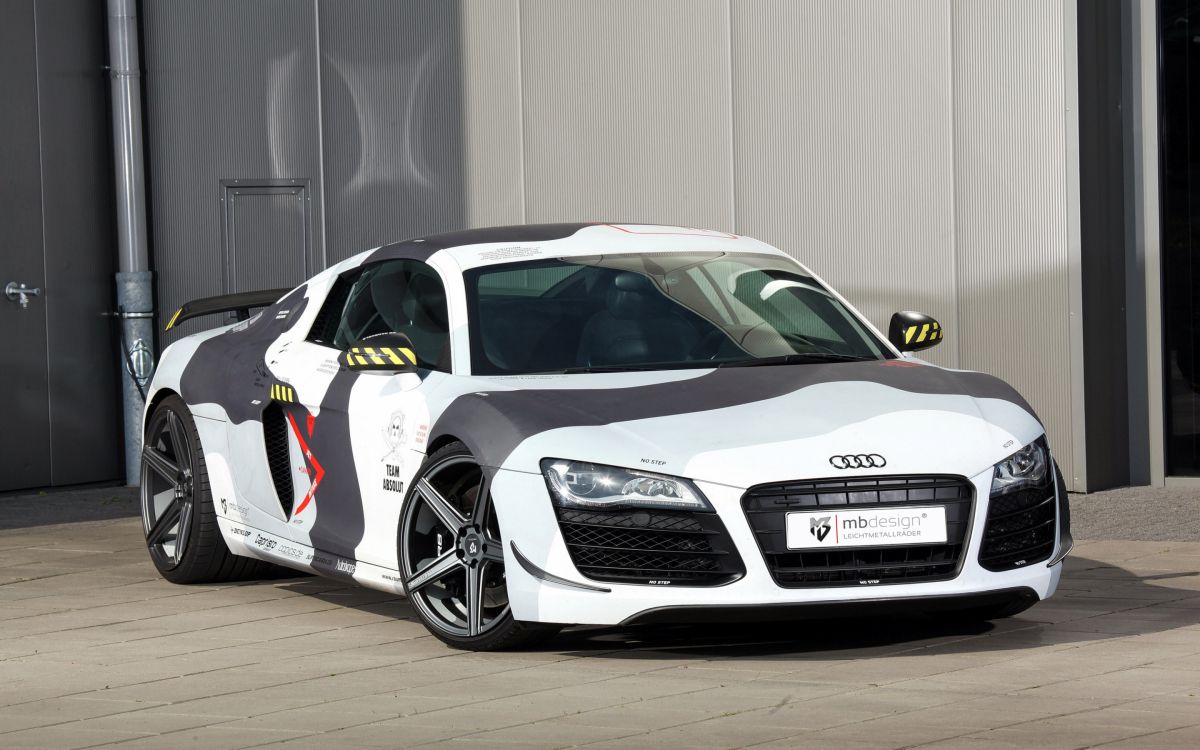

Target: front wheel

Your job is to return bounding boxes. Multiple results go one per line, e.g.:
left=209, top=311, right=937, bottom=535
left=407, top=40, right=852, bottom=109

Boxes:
left=398, top=441, right=559, bottom=650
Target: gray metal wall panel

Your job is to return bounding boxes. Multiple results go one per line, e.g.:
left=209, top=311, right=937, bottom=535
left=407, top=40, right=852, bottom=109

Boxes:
left=518, top=0, right=734, bottom=228
left=951, top=1, right=1076, bottom=484
left=460, top=0, right=524, bottom=226
left=36, top=0, right=120, bottom=485
left=730, top=0, right=959, bottom=370
left=222, top=184, right=310, bottom=294
left=143, top=0, right=324, bottom=343
left=1078, top=0, right=1130, bottom=489
left=317, top=0, right=464, bottom=263
left=0, top=0, right=52, bottom=490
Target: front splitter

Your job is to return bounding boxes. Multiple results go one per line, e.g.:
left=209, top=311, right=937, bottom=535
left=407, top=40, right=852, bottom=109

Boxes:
left=619, top=586, right=1039, bottom=626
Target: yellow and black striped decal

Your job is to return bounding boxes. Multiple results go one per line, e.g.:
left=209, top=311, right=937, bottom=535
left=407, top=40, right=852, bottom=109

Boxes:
left=904, top=321, right=942, bottom=345
left=341, top=345, right=417, bottom=370
left=270, top=383, right=296, bottom=402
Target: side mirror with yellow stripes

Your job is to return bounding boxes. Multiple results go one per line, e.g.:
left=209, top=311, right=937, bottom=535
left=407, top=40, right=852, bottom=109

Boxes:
left=888, top=311, right=943, bottom=353
left=339, top=333, right=419, bottom=373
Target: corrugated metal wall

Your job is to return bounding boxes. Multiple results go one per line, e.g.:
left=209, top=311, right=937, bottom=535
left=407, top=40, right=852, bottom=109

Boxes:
left=143, top=0, right=462, bottom=341
left=142, top=0, right=1083, bottom=487
left=460, top=0, right=1083, bottom=488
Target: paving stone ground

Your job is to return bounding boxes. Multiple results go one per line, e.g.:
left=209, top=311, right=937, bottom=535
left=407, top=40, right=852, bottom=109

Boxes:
left=0, top=486, right=1197, bottom=749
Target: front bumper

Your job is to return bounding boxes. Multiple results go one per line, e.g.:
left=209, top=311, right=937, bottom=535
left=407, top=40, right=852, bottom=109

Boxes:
left=491, top=467, right=1065, bottom=626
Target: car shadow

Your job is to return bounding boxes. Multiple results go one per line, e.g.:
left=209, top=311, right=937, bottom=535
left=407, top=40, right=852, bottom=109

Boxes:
left=549, top=555, right=1200, bottom=658
left=288, top=553, right=1200, bottom=657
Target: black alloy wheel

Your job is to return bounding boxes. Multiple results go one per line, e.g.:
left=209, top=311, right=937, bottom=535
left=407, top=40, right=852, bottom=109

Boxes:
left=140, top=395, right=271, bottom=583
left=399, top=441, right=559, bottom=650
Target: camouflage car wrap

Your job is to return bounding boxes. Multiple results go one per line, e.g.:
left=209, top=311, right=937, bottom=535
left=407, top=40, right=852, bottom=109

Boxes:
left=143, top=223, right=1070, bottom=628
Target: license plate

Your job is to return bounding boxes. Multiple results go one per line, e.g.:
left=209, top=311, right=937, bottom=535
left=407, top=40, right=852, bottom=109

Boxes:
left=785, top=506, right=947, bottom=549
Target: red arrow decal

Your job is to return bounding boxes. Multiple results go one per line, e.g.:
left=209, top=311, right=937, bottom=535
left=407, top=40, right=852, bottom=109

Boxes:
left=286, top=411, right=324, bottom=516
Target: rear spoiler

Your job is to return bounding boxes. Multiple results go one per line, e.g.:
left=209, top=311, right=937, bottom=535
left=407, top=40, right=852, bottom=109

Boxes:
left=164, top=288, right=292, bottom=332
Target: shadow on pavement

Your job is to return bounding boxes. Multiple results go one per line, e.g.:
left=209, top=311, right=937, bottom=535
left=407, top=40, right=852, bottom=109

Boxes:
left=544, top=554, right=1200, bottom=658
left=290, top=553, right=1200, bottom=657
left=10, top=492, right=1194, bottom=660
left=0, top=485, right=138, bottom=530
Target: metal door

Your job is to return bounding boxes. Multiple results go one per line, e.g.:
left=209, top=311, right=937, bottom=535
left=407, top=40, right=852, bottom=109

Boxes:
left=0, top=0, right=120, bottom=492
left=0, top=1, right=52, bottom=490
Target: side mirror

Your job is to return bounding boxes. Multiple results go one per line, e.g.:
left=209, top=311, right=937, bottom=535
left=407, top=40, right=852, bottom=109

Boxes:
left=888, top=311, right=943, bottom=353
left=339, top=332, right=419, bottom=373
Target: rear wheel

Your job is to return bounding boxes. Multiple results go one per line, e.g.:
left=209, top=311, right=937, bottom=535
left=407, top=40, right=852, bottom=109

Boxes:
left=141, top=395, right=272, bottom=583
left=399, top=441, right=559, bottom=650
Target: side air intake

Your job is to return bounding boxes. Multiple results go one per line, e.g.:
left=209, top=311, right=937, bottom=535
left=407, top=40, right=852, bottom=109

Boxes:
left=262, top=402, right=294, bottom=517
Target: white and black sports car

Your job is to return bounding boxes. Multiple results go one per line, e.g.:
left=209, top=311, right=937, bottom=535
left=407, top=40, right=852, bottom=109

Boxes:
left=142, top=223, right=1071, bottom=650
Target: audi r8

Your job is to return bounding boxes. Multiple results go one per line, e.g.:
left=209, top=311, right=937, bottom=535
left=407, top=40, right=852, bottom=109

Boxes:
left=141, top=223, right=1071, bottom=650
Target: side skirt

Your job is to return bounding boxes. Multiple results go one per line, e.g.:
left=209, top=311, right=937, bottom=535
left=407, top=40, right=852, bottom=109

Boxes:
left=217, top=517, right=405, bottom=595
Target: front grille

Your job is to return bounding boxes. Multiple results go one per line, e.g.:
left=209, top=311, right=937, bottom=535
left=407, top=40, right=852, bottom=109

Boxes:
left=742, top=476, right=974, bottom=588
left=978, top=481, right=1056, bottom=571
left=554, top=507, right=744, bottom=586
left=262, top=402, right=294, bottom=517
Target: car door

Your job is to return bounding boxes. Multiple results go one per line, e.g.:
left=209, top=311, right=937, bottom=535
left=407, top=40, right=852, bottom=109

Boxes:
left=272, top=259, right=452, bottom=573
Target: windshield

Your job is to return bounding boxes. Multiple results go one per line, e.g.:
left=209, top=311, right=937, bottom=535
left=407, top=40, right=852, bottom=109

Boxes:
left=464, top=252, right=892, bottom=375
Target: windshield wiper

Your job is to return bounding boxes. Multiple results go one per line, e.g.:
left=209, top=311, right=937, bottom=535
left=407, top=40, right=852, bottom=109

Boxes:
left=717, top=353, right=875, bottom=368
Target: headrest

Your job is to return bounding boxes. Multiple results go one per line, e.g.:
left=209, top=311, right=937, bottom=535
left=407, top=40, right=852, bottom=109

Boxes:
left=369, top=267, right=447, bottom=332
left=402, top=273, right=447, bottom=331
left=369, top=266, right=410, bottom=331
left=606, top=272, right=667, bottom=320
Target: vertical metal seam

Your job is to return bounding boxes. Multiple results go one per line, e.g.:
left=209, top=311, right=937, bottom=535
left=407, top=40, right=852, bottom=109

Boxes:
left=516, top=0, right=528, bottom=223
left=947, top=0, right=962, bottom=370
left=1137, top=0, right=1166, bottom=485
left=724, top=0, right=737, bottom=233
left=313, top=0, right=328, bottom=269
left=1062, top=0, right=1088, bottom=491
left=32, top=2, right=53, bottom=483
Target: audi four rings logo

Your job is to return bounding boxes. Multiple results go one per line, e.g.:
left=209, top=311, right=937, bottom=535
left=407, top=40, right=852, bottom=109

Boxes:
left=829, top=454, right=887, bottom=469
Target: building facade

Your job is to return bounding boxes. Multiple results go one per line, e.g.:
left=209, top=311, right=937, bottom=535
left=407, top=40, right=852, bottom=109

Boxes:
left=0, top=0, right=1184, bottom=493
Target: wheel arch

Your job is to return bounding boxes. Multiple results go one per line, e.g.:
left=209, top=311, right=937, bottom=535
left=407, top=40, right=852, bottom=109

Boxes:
left=142, top=388, right=179, bottom=437
left=425, top=433, right=463, bottom=458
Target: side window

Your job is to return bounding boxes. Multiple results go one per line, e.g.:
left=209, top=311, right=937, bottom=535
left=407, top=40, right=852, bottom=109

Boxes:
left=307, top=260, right=450, bottom=371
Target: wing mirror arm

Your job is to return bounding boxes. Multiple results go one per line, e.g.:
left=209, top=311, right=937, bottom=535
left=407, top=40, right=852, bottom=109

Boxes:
left=339, top=332, right=420, bottom=373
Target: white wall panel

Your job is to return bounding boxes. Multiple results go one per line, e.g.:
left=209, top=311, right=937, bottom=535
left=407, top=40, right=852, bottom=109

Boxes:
left=456, top=0, right=1083, bottom=486
left=951, top=1, right=1077, bottom=484
left=460, top=0, right=524, bottom=227
left=731, top=0, right=958, bottom=369
left=518, top=0, right=735, bottom=228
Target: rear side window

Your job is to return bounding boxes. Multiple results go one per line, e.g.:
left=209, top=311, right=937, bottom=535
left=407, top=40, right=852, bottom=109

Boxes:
left=307, top=259, right=451, bottom=371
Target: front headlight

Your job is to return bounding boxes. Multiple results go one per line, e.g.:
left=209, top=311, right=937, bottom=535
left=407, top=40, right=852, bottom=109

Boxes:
left=540, top=459, right=712, bottom=511
left=991, top=437, right=1050, bottom=495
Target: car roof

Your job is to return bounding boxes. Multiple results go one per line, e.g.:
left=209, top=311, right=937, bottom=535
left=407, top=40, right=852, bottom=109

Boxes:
left=367, top=223, right=792, bottom=272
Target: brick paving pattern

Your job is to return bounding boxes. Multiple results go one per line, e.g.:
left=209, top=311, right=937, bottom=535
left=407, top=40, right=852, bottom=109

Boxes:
left=0, top=487, right=1197, bottom=749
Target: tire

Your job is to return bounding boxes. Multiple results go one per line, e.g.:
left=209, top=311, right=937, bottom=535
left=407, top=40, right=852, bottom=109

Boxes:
left=398, top=441, right=560, bottom=651
left=140, top=394, right=275, bottom=584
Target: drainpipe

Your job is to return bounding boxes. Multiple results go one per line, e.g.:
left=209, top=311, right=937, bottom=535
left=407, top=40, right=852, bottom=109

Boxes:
left=107, top=0, right=154, bottom=486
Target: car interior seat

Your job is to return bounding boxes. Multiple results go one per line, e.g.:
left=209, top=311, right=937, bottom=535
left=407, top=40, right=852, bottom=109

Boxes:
left=577, top=271, right=699, bottom=366
left=369, top=265, right=451, bottom=369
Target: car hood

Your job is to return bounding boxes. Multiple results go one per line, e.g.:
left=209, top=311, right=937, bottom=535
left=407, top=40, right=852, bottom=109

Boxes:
left=432, top=359, right=1045, bottom=488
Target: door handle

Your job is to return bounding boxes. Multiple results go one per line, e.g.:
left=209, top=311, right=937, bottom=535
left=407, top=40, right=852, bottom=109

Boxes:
left=5, top=282, right=42, bottom=310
